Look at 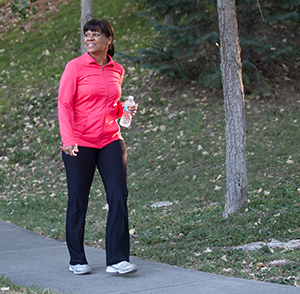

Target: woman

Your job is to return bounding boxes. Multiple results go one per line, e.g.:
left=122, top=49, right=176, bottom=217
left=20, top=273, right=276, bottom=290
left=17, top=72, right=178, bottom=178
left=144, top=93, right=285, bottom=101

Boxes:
left=58, top=19, right=137, bottom=275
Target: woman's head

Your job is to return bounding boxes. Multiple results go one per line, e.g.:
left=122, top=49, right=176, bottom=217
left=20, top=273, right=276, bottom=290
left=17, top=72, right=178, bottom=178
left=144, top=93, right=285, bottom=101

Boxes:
left=84, top=19, right=115, bottom=57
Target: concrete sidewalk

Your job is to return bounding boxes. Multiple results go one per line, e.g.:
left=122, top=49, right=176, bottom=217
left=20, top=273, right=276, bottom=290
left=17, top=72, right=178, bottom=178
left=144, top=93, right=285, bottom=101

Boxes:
left=0, top=220, right=299, bottom=294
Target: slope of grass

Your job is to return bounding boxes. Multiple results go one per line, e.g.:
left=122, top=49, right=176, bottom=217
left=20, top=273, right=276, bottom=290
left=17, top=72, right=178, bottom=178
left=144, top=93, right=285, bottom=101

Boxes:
left=0, top=275, right=64, bottom=293
left=0, top=0, right=300, bottom=287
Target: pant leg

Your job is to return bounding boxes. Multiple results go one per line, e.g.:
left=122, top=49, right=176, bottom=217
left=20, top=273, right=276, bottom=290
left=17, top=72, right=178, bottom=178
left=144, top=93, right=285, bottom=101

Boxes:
left=63, top=147, right=96, bottom=265
left=95, top=140, right=130, bottom=266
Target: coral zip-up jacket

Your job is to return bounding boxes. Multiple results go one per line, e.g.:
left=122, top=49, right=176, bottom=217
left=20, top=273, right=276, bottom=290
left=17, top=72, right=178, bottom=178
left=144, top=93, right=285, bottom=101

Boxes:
left=58, top=52, right=124, bottom=150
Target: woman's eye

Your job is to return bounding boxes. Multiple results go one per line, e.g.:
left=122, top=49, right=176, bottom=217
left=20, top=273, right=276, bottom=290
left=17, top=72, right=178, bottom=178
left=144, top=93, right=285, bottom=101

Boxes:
left=84, top=32, right=100, bottom=37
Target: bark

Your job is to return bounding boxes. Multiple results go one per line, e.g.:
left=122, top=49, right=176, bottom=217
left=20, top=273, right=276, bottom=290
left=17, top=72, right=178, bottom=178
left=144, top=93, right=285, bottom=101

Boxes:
left=81, top=0, right=93, bottom=54
left=164, top=14, right=173, bottom=25
left=217, top=0, right=248, bottom=218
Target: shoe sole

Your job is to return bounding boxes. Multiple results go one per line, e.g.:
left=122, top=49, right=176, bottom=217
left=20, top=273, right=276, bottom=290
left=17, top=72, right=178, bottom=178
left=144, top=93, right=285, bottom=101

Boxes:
left=69, top=267, right=92, bottom=275
left=120, top=268, right=138, bottom=274
left=106, top=268, right=138, bottom=275
left=74, top=271, right=91, bottom=275
left=70, top=270, right=92, bottom=275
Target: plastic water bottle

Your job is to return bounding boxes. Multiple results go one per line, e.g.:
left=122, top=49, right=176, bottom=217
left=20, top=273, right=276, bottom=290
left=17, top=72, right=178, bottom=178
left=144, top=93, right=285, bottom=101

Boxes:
left=120, top=96, right=135, bottom=128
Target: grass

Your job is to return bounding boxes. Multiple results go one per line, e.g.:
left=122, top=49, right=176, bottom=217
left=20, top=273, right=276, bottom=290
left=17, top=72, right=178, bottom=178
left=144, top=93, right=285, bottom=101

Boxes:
left=0, top=275, right=63, bottom=294
left=1, top=0, right=300, bottom=289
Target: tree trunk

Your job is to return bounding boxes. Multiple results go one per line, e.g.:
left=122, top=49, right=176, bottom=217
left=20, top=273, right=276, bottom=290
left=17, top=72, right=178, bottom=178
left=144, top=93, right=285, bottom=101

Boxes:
left=217, top=0, right=248, bottom=218
left=81, top=0, right=93, bottom=54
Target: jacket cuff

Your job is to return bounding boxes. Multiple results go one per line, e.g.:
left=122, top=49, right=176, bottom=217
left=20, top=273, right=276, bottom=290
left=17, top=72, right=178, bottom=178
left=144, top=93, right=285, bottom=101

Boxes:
left=62, top=140, right=77, bottom=150
left=117, top=100, right=124, bottom=118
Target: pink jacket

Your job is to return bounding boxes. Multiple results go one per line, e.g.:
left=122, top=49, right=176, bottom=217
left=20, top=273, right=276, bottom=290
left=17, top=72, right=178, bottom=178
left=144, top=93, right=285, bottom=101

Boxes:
left=58, top=52, right=124, bottom=150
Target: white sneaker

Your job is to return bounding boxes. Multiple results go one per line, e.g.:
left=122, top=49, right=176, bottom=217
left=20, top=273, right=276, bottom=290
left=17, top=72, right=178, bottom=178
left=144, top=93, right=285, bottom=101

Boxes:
left=106, top=261, right=138, bottom=274
left=69, top=264, right=92, bottom=275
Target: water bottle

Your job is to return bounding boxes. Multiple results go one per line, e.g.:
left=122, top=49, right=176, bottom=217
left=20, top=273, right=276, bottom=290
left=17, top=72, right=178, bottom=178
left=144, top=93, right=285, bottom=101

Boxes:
left=120, top=96, right=135, bottom=128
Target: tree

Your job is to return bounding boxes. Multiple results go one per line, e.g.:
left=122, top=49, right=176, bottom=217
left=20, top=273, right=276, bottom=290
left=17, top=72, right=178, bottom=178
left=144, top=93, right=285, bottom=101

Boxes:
left=217, top=0, right=248, bottom=218
left=10, top=0, right=94, bottom=54
left=131, top=0, right=300, bottom=94
left=130, top=0, right=218, bottom=79
left=80, top=0, right=93, bottom=54
left=10, top=0, right=37, bottom=19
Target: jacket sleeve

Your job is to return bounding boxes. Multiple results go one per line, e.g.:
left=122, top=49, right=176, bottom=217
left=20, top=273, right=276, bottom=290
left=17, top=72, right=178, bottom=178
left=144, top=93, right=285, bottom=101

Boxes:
left=117, top=100, right=124, bottom=118
left=116, top=65, right=125, bottom=118
left=57, top=62, right=77, bottom=149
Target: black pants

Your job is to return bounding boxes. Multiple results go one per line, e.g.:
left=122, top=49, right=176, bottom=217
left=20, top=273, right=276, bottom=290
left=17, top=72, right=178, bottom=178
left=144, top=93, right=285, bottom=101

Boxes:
left=62, top=140, right=129, bottom=266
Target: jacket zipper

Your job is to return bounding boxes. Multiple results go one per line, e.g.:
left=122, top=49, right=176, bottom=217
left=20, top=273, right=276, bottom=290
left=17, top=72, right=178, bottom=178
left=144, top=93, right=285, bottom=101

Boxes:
left=99, top=64, right=109, bottom=149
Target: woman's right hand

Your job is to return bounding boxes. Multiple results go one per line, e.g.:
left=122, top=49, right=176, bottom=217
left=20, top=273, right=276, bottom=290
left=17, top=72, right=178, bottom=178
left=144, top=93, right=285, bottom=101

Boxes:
left=63, top=144, right=79, bottom=157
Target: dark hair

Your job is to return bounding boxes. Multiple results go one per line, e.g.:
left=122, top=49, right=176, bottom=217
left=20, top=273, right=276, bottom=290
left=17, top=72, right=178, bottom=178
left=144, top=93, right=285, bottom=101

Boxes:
left=84, top=19, right=115, bottom=57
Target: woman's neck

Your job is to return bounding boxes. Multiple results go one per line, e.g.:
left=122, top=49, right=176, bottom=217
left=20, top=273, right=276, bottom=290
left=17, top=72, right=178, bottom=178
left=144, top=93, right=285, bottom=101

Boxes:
left=88, top=52, right=108, bottom=67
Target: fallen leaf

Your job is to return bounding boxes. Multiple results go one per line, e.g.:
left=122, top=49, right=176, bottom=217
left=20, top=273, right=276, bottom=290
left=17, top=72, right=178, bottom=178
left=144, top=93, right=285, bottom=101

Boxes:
left=221, top=255, right=228, bottom=262
left=256, top=262, right=265, bottom=267
left=102, top=204, right=109, bottom=211
left=174, top=233, right=184, bottom=239
left=216, top=174, right=222, bottom=180
left=204, top=247, right=212, bottom=253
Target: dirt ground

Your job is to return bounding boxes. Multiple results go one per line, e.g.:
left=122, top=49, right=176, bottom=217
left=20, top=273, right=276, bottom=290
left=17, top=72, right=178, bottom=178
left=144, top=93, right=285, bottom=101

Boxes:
left=0, top=0, right=67, bottom=33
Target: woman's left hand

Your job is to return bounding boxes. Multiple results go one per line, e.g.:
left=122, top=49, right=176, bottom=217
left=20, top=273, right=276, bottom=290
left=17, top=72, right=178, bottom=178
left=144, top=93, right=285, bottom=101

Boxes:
left=128, top=104, right=138, bottom=116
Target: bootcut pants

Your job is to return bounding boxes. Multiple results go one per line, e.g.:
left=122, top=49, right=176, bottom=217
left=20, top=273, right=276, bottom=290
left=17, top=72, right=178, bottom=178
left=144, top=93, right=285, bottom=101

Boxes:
left=62, top=140, right=130, bottom=266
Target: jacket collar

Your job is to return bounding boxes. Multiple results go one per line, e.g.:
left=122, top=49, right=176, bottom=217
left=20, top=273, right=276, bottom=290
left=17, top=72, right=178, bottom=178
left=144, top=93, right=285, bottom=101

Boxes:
left=84, top=51, right=115, bottom=67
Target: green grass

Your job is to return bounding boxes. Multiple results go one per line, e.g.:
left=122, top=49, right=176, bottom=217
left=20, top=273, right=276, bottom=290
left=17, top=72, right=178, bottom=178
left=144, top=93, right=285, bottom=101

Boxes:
left=0, top=275, right=64, bottom=294
left=1, top=0, right=300, bottom=288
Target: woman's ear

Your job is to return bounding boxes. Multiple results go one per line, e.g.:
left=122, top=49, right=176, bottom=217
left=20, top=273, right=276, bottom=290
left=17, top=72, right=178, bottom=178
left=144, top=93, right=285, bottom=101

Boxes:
left=107, top=36, right=113, bottom=45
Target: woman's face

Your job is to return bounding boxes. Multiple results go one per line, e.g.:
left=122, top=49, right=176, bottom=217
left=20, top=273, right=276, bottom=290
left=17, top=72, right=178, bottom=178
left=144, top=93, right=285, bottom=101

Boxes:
left=84, top=29, right=112, bottom=55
